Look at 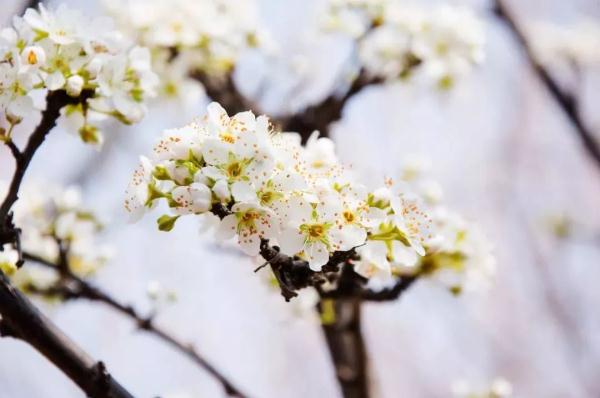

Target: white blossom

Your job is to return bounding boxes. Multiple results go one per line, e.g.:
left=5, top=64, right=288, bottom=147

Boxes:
left=529, top=18, right=600, bottom=67
left=324, top=1, right=485, bottom=87
left=4, top=183, right=112, bottom=278
left=104, top=0, right=270, bottom=102
left=0, top=4, right=158, bottom=144
left=126, top=102, right=446, bottom=274
left=0, top=244, right=19, bottom=275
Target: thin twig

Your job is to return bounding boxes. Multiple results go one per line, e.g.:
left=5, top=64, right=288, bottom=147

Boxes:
left=22, top=252, right=247, bottom=398
left=0, top=90, right=82, bottom=222
left=493, top=0, right=600, bottom=170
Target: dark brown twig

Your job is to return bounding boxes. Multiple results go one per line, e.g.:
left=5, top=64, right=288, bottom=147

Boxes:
left=493, top=0, right=600, bottom=170
left=0, top=90, right=82, bottom=222
left=22, top=252, right=247, bottom=398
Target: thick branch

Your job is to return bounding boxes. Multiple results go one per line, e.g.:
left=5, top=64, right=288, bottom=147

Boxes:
left=494, top=0, right=600, bottom=169
left=23, top=252, right=246, bottom=398
left=318, top=298, right=368, bottom=398
left=0, top=270, right=133, bottom=398
left=190, top=71, right=251, bottom=115
left=279, top=71, right=382, bottom=142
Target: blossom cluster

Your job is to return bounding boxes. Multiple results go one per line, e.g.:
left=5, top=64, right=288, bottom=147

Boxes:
left=126, top=102, right=493, bottom=292
left=104, top=0, right=268, bottom=101
left=323, top=0, right=485, bottom=88
left=354, top=157, right=496, bottom=293
left=1, top=183, right=112, bottom=290
left=529, top=19, right=600, bottom=67
left=0, top=4, right=157, bottom=145
left=451, top=377, right=513, bottom=398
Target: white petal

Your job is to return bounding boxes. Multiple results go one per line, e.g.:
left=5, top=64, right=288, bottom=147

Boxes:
left=278, top=227, right=305, bottom=256
left=216, top=214, right=237, bottom=241
left=231, top=181, right=257, bottom=203
left=45, top=71, right=66, bottom=90
left=238, top=233, right=261, bottom=256
left=305, top=242, right=329, bottom=271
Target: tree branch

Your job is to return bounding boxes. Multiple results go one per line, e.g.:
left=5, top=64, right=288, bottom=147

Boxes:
left=318, top=297, right=368, bottom=398
left=279, top=70, right=382, bottom=142
left=493, top=0, right=600, bottom=169
left=0, top=269, right=133, bottom=398
left=22, top=252, right=247, bottom=398
left=0, top=90, right=81, bottom=223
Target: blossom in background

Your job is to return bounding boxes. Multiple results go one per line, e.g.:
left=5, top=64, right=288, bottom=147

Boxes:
left=5, top=183, right=112, bottom=281
left=0, top=244, right=19, bottom=275
left=104, top=0, right=270, bottom=102
left=324, top=1, right=485, bottom=88
left=353, top=157, right=495, bottom=293
left=126, top=102, right=494, bottom=290
left=0, top=4, right=158, bottom=145
left=451, top=377, right=513, bottom=398
left=529, top=18, right=600, bottom=67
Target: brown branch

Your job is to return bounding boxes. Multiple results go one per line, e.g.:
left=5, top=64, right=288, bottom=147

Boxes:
left=190, top=71, right=252, bottom=115
left=279, top=70, right=382, bottom=142
left=0, top=90, right=83, bottom=223
left=22, top=252, right=247, bottom=398
left=318, top=298, right=368, bottom=398
left=0, top=270, right=133, bottom=397
left=493, top=0, right=600, bottom=169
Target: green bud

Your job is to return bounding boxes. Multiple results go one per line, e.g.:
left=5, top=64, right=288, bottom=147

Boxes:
left=152, top=165, right=171, bottom=180
left=79, top=124, right=100, bottom=144
left=157, top=214, right=180, bottom=232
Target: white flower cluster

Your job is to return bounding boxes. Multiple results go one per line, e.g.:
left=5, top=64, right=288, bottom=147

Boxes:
left=126, top=102, right=493, bottom=292
left=126, top=102, right=434, bottom=271
left=0, top=4, right=158, bottom=144
left=104, top=0, right=268, bottom=101
left=529, top=19, right=600, bottom=67
left=452, top=377, right=513, bottom=398
left=324, top=1, right=485, bottom=88
left=354, top=157, right=495, bottom=293
left=7, top=183, right=112, bottom=278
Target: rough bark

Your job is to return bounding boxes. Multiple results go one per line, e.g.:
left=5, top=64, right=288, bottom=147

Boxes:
left=318, top=298, right=369, bottom=398
left=0, top=271, right=133, bottom=398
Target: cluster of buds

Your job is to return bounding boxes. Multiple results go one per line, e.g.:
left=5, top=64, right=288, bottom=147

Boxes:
left=104, top=0, right=269, bottom=101
left=323, top=0, right=485, bottom=88
left=126, top=102, right=493, bottom=296
left=0, top=4, right=158, bottom=145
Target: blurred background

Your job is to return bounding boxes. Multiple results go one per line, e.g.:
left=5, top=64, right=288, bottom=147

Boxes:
left=1, top=0, right=600, bottom=397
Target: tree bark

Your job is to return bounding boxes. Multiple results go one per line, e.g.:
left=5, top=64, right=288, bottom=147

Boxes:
left=318, top=298, right=369, bottom=398
left=0, top=272, right=133, bottom=398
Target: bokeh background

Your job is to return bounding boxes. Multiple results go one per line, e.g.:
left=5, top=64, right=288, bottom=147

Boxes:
left=1, top=0, right=600, bottom=397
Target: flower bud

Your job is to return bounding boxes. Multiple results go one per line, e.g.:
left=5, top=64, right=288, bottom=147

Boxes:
left=66, top=75, right=84, bottom=97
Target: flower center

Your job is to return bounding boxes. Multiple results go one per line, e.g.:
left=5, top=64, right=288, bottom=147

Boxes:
left=308, top=224, right=324, bottom=238
left=226, top=162, right=242, bottom=178
left=220, top=132, right=236, bottom=144
left=343, top=210, right=355, bottom=223
left=27, top=50, right=37, bottom=65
